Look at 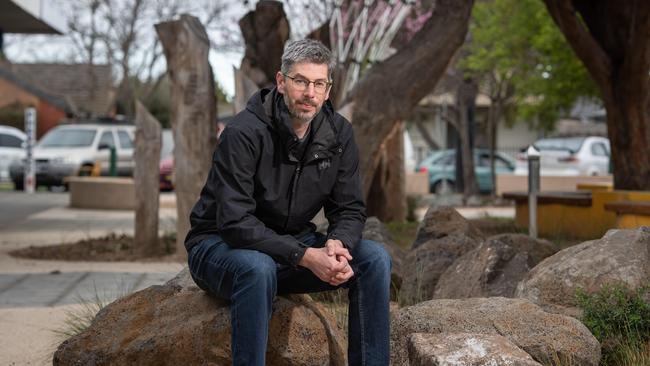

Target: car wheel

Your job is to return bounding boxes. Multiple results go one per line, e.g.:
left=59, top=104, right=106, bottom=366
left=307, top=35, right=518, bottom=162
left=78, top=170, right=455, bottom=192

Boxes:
left=433, top=180, right=455, bottom=195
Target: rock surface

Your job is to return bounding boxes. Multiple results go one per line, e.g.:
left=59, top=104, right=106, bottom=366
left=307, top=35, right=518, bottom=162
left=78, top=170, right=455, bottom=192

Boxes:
left=434, top=234, right=557, bottom=299
left=54, top=268, right=346, bottom=366
left=362, top=217, right=406, bottom=289
left=516, top=228, right=650, bottom=317
left=391, top=297, right=600, bottom=366
left=408, top=332, right=542, bottom=366
left=401, top=206, right=484, bottom=304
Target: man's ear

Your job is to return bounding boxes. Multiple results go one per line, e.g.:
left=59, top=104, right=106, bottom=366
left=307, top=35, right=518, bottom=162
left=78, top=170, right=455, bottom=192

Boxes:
left=276, top=71, right=285, bottom=94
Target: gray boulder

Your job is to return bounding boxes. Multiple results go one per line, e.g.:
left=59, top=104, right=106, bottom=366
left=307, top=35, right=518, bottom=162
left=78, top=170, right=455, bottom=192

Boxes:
left=434, top=234, right=557, bottom=299
left=516, top=227, right=650, bottom=317
left=401, top=206, right=484, bottom=305
left=408, top=332, right=542, bottom=366
left=362, top=216, right=406, bottom=289
left=54, top=268, right=346, bottom=366
left=391, top=297, right=600, bottom=366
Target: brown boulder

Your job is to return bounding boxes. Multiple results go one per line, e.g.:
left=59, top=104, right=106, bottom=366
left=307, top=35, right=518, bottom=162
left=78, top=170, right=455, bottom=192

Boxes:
left=408, top=332, right=542, bottom=366
left=401, top=206, right=484, bottom=305
left=516, top=228, right=650, bottom=317
left=54, top=268, right=346, bottom=366
left=391, top=297, right=600, bottom=365
left=411, top=206, right=484, bottom=249
left=434, top=234, right=557, bottom=299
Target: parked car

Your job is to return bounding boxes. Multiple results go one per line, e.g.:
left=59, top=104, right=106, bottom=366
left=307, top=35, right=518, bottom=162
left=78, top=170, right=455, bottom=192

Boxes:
left=9, top=122, right=135, bottom=190
left=416, top=149, right=516, bottom=194
left=514, top=136, right=610, bottom=176
left=0, top=125, right=26, bottom=183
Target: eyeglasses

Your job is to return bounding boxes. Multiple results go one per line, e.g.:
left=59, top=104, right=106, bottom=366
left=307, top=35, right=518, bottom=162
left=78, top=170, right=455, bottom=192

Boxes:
left=283, top=74, right=332, bottom=94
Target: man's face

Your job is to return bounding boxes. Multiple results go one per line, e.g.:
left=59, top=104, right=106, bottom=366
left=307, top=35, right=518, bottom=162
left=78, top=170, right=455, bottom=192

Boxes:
left=276, top=62, right=331, bottom=125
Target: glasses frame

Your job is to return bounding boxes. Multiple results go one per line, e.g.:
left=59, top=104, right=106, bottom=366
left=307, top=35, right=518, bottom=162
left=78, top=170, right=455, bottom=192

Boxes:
left=283, top=73, right=332, bottom=94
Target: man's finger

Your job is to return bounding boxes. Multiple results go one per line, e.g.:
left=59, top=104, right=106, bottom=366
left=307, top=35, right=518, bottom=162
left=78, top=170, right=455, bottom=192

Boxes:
left=332, top=247, right=352, bottom=261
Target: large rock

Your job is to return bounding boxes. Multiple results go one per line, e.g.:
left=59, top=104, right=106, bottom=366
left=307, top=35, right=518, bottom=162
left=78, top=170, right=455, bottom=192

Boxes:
left=516, top=227, right=650, bottom=317
left=391, top=297, right=600, bottom=366
left=434, top=234, right=557, bottom=299
left=401, top=206, right=484, bottom=305
left=411, top=206, right=484, bottom=250
left=362, top=217, right=406, bottom=289
left=54, top=269, right=346, bottom=366
left=408, top=332, right=542, bottom=366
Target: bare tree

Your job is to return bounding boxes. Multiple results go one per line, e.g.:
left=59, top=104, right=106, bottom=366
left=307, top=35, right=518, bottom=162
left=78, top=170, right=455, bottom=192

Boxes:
left=349, top=0, right=475, bottom=217
left=156, top=14, right=217, bottom=258
left=134, top=101, right=162, bottom=256
left=543, top=0, right=650, bottom=190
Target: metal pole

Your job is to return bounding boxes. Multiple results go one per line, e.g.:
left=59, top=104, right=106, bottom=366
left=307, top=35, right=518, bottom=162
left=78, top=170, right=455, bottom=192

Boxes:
left=109, top=146, right=117, bottom=177
left=527, top=145, right=540, bottom=238
left=24, top=108, right=37, bottom=193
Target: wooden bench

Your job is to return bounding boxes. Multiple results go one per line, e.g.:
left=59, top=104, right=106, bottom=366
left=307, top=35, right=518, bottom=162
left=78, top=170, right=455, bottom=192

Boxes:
left=604, top=200, right=650, bottom=229
left=502, top=191, right=592, bottom=206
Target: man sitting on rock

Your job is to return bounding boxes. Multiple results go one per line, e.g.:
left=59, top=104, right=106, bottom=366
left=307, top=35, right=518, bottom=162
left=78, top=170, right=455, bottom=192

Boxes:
left=185, top=39, right=391, bottom=366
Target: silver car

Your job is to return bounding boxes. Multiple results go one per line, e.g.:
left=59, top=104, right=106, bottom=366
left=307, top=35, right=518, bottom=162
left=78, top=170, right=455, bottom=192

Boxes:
left=10, top=123, right=135, bottom=190
left=514, top=136, right=610, bottom=176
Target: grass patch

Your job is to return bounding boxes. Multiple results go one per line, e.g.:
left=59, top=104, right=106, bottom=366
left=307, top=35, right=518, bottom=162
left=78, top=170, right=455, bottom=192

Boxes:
left=385, top=221, right=419, bottom=250
left=577, top=283, right=650, bottom=366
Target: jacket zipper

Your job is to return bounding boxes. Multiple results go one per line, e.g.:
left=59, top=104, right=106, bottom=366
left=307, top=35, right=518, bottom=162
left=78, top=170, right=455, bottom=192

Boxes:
left=283, top=164, right=302, bottom=230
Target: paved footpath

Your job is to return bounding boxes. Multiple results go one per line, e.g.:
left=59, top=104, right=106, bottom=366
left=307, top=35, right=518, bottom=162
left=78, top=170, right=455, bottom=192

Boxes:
left=0, top=191, right=183, bottom=366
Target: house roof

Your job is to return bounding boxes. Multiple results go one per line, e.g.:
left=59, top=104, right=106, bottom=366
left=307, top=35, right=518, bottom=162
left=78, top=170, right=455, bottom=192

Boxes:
left=6, top=63, right=114, bottom=117
left=0, top=0, right=66, bottom=34
left=0, top=65, right=69, bottom=112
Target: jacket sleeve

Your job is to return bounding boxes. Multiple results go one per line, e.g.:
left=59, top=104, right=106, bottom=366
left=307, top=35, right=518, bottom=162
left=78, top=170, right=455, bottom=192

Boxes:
left=212, top=125, right=307, bottom=266
left=324, top=124, right=367, bottom=250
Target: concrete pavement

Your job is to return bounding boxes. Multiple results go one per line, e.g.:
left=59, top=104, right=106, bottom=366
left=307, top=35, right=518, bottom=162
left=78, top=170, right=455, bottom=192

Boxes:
left=0, top=190, right=183, bottom=365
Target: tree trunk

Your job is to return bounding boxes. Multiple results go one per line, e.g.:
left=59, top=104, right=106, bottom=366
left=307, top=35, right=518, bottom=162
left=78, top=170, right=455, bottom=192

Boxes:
left=156, top=15, right=217, bottom=258
left=457, top=77, right=479, bottom=198
left=239, top=1, right=290, bottom=88
left=366, top=122, right=406, bottom=222
left=134, top=101, right=162, bottom=256
left=542, top=0, right=650, bottom=190
left=350, top=0, right=475, bottom=220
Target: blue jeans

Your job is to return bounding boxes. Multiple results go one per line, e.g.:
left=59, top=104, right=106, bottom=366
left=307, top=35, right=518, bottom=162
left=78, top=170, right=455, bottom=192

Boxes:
left=187, top=231, right=391, bottom=366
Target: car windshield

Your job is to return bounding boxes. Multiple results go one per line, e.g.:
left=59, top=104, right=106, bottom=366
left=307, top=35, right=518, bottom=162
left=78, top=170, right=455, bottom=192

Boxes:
left=533, top=137, right=585, bottom=153
left=38, top=129, right=97, bottom=148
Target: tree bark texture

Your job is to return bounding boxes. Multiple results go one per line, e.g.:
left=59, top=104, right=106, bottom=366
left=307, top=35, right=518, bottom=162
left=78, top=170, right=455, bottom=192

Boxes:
left=239, top=0, right=290, bottom=88
left=134, top=101, right=162, bottom=256
left=543, top=0, right=650, bottom=190
left=366, top=122, right=407, bottom=222
left=156, top=14, right=217, bottom=257
left=350, top=0, right=475, bottom=218
left=457, top=77, right=480, bottom=197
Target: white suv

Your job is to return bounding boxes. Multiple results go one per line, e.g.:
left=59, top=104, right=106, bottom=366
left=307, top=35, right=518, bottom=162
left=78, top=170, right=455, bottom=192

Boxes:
left=0, top=125, right=27, bottom=183
left=10, top=123, right=135, bottom=190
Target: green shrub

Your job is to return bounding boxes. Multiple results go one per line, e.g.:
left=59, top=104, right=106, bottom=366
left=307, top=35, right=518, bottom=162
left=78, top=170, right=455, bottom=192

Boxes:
left=576, top=283, right=650, bottom=365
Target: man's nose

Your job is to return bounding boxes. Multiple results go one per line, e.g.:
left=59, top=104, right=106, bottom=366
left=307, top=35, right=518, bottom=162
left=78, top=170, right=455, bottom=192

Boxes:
left=303, top=83, right=316, bottom=97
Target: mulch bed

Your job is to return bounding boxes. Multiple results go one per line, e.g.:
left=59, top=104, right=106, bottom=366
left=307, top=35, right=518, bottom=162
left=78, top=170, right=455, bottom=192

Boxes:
left=10, top=233, right=182, bottom=262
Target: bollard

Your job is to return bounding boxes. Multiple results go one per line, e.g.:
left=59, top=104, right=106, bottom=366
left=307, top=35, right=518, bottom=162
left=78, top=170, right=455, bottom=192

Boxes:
left=109, top=146, right=117, bottom=177
left=24, top=108, right=37, bottom=193
left=527, top=145, right=540, bottom=239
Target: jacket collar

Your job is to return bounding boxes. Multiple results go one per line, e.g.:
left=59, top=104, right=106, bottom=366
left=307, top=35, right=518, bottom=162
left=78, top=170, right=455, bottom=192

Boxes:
left=246, top=87, right=340, bottom=163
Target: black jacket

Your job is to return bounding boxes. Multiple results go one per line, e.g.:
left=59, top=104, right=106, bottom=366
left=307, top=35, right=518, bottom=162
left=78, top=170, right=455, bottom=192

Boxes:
left=185, top=88, right=367, bottom=266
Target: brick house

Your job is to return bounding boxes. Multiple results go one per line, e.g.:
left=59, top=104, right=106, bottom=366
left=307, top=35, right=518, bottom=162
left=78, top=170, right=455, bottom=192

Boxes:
left=0, top=63, right=114, bottom=137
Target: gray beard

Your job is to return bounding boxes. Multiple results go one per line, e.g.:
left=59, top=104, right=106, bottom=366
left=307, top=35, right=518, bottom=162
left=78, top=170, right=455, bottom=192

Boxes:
left=284, top=93, right=319, bottom=125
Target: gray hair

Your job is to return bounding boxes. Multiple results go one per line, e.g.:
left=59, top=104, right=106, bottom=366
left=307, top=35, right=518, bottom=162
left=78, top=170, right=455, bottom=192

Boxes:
left=280, top=39, right=336, bottom=80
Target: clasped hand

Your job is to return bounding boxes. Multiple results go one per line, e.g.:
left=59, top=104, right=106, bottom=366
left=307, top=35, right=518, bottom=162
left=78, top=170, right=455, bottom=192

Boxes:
left=299, top=239, right=354, bottom=286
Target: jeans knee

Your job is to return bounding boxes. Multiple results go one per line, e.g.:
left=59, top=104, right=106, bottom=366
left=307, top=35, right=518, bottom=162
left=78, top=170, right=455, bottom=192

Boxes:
left=359, top=240, right=392, bottom=273
left=235, top=253, right=277, bottom=291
